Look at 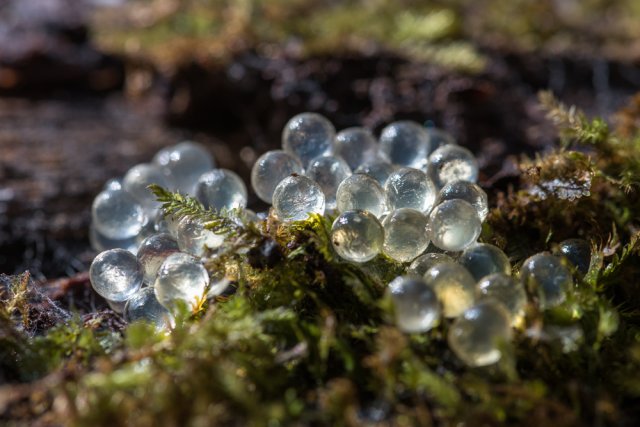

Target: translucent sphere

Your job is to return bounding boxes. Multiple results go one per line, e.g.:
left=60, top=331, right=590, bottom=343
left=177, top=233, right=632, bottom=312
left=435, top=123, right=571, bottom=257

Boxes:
left=123, top=163, right=172, bottom=211
left=196, top=169, right=247, bottom=211
left=355, top=160, right=397, bottom=187
left=152, top=211, right=180, bottom=237
left=251, top=150, right=303, bottom=203
left=385, top=167, right=437, bottom=213
left=459, top=243, right=511, bottom=282
left=382, top=208, right=430, bottom=262
left=154, top=252, right=210, bottom=310
left=426, top=128, right=456, bottom=153
left=282, top=112, right=335, bottom=165
left=176, top=217, right=225, bottom=257
left=137, top=233, right=180, bottom=284
left=520, top=252, right=572, bottom=309
left=477, top=273, right=526, bottom=325
left=125, top=287, right=174, bottom=330
left=556, top=238, right=591, bottom=275
left=92, top=188, right=147, bottom=240
left=103, top=178, right=122, bottom=191
left=331, top=210, right=384, bottom=263
left=306, top=155, right=351, bottom=210
left=427, top=145, right=478, bottom=189
left=336, top=174, right=388, bottom=218
left=89, top=249, right=143, bottom=302
left=437, top=181, right=488, bottom=221
left=407, top=253, right=454, bottom=277
left=89, top=223, right=138, bottom=254
left=153, top=141, right=215, bottom=195
left=388, top=276, right=440, bottom=333
left=334, top=127, right=379, bottom=169
left=379, top=121, right=430, bottom=169
left=424, top=261, right=475, bottom=318
left=428, top=199, right=481, bottom=251
left=272, top=175, right=325, bottom=221
left=448, top=300, right=512, bottom=367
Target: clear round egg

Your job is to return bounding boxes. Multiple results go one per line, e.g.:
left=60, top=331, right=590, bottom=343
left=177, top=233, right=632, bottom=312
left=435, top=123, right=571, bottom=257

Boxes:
left=89, top=223, right=139, bottom=254
left=153, top=141, right=215, bottom=195
left=331, top=210, right=384, bottom=263
left=379, top=121, right=430, bottom=169
left=176, top=216, right=225, bottom=257
left=477, top=273, right=526, bottom=326
left=196, top=169, right=247, bottom=211
left=382, top=208, right=430, bottom=262
left=125, top=287, right=174, bottom=330
left=437, top=180, right=488, bottom=221
left=137, top=233, right=180, bottom=284
left=336, top=174, right=388, bottom=218
left=154, top=252, right=210, bottom=310
left=272, top=175, right=325, bottom=222
left=92, top=187, right=147, bottom=240
left=426, top=127, right=456, bottom=153
left=355, top=160, right=397, bottom=187
left=427, top=145, right=478, bottom=189
left=458, top=243, right=511, bottom=282
left=306, top=155, right=351, bottom=210
left=385, top=167, right=437, bottom=213
left=428, top=199, right=481, bottom=252
left=448, top=300, right=513, bottom=367
left=407, top=252, right=454, bottom=277
left=89, top=248, right=144, bottom=302
left=520, top=252, right=573, bottom=309
left=123, top=163, right=172, bottom=212
left=388, top=276, right=440, bottom=333
left=555, top=238, right=591, bottom=275
left=424, top=261, right=476, bottom=318
left=282, top=112, right=335, bottom=165
left=334, top=127, right=379, bottom=170
left=251, top=150, right=303, bottom=204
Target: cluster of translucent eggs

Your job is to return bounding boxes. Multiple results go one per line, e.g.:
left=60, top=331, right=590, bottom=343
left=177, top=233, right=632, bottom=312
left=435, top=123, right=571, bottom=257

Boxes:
left=89, top=142, right=237, bottom=329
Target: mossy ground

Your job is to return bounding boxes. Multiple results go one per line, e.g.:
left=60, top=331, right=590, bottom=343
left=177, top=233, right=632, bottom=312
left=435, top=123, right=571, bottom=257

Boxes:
left=1, top=93, right=640, bottom=426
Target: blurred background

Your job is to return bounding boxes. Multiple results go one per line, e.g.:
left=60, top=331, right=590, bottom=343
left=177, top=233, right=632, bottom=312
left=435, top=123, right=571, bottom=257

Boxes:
left=1, top=0, right=639, bottom=282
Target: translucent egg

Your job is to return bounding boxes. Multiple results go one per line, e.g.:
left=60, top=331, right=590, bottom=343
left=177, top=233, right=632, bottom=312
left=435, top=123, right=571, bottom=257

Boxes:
left=385, top=167, right=437, bottom=213
left=388, top=276, right=440, bottom=333
left=428, top=199, right=481, bottom=251
left=336, top=174, right=388, bottom=218
left=251, top=150, right=303, bottom=203
left=89, top=223, right=138, bottom=254
left=459, top=243, right=511, bottom=281
left=89, top=248, right=143, bottom=302
left=427, top=145, right=478, bottom=189
left=153, top=141, right=215, bottom=195
left=92, top=188, right=147, bottom=240
left=272, top=175, right=325, bottom=221
left=137, top=233, right=180, bottom=284
left=196, top=169, right=247, bottom=211
left=407, top=253, right=454, bottom=277
left=154, top=252, right=210, bottom=310
left=424, top=261, right=476, bottom=318
left=152, top=211, right=180, bottom=237
left=306, top=155, right=351, bottom=210
left=176, top=216, right=225, bottom=257
left=426, top=127, right=456, bottom=153
left=355, top=160, right=397, bottom=187
left=448, top=300, right=512, bottom=367
left=477, top=273, right=526, bottom=325
left=125, top=287, right=174, bottom=330
left=334, top=127, right=379, bottom=169
left=437, top=181, right=488, bottom=221
left=282, top=112, right=335, bottom=165
left=379, top=121, right=430, bottom=169
left=382, top=208, right=430, bottom=262
left=556, top=238, right=591, bottom=275
left=331, top=210, right=384, bottom=263
left=520, top=252, right=572, bottom=309
left=123, top=163, right=172, bottom=211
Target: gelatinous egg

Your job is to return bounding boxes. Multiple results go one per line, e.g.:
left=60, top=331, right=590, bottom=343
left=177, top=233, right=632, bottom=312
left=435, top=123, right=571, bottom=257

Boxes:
left=427, top=145, right=478, bottom=189
left=520, top=252, right=572, bottom=309
left=176, top=217, right=224, bottom=257
left=90, top=248, right=143, bottom=302
left=388, top=276, right=440, bottom=333
left=282, top=112, right=335, bottom=165
left=125, top=287, right=174, bottom=330
left=459, top=243, right=511, bottom=281
left=437, top=181, right=488, bottom=221
left=153, top=141, right=215, bottom=195
left=477, top=273, right=526, bottom=326
left=92, top=188, right=147, bottom=240
left=407, top=252, right=454, bottom=277
left=272, top=175, right=325, bottom=221
left=428, top=199, right=481, bottom=252
left=137, top=233, right=180, bottom=284
left=196, top=169, right=247, bottom=211
left=331, top=210, right=384, bottom=263
left=379, top=121, right=430, bottom=169
left=382, top=208, right=430, bottom=262
left=355, top=160, right=397, bottom=187
left=385, top=167, right=437, bottom=213
left=424, top=261, right=476, bottom=318
left=251, top=150, right=303, bottom=203
left=123, top=163, right=172, bottom=212
left=306, top=155, right=351, bottom=210
left=154, top=252, right=210, bottom=310
left=555, top=238, right=591, bottom=275
left=336, top=174, right=388, bottom=218
left=334, top=127, right=380, bottom=170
